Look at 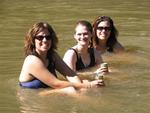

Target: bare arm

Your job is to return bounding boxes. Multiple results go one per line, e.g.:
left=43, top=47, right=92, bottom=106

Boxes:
left=54, top=52, right=82, bottom=83
left=54, top=52, right=104, bottom=87
left=19, top=55, right=84, bottom=89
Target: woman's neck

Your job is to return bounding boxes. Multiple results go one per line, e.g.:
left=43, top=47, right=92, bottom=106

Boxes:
left=96, top=39, right=107, bottom=51
left=76, top=44, right=88, bottom=55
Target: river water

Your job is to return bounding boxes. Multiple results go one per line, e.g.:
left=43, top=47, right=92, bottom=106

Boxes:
left=0, top=0, right=150, bottom=113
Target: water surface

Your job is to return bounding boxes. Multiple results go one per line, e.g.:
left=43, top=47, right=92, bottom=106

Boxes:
left=0, top=0, right=150, bottom=113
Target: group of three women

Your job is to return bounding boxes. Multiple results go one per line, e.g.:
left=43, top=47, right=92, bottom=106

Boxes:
left=19, top=16, right=124, bottom=94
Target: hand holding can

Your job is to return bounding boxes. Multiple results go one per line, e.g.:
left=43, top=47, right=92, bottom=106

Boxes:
left=95, top=72, right=105, bottom=86
left=100, top=63, right=109, bottom=73
left=95, top=71, right=104, bottom=80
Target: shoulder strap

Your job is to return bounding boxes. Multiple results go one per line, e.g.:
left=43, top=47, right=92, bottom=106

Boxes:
left=69, top=48, right=79, bottom=60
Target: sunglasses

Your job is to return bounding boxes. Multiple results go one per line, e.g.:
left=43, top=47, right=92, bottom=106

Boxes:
left=35, top=35, right=51, bottom=41
left=97, top=27, right=111, bottom=31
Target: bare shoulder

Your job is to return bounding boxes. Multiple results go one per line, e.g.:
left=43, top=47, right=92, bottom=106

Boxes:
left=23, top=55, right=44, bottom=69
left=25, top=55, right=41, bottom=64
left=115, top=42, right=124, bottom=48
left=63, top=48, right=77, bottom=60
left=114, top=42, right=125, bottom=53
left=19, top=55, right=43, bottom=82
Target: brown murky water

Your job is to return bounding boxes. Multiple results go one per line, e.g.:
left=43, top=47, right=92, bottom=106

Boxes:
left=0, top=0, right=150, bottom=113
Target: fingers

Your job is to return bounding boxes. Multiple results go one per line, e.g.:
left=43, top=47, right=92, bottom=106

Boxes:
left=96, top=67, right=109, bottom=73
left=90, top=80, right=105, bottom=88
left=97, top=80, right=105, bottom=86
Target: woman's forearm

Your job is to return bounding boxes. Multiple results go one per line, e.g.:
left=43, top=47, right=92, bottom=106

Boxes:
left=50, top=78, right=89, bottom=89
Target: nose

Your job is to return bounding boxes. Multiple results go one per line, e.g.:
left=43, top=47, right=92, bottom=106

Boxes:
left=101, top=29, right=106, bottom=32
left=42, top=37, right=47, bottom=41
left=81, top=34, right=84, bottom=38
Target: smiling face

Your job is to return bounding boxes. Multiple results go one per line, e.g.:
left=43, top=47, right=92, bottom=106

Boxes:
left=35, top=29, right=52, bottom=54
left=96, top=21, right=111, bottom=41
left=74, top=24, right=92, bottom=47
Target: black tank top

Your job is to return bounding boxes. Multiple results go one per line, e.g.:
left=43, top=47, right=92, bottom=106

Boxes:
left=69, top=48, right=96, bottom=71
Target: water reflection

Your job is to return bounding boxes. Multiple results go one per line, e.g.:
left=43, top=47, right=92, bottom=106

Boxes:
left=16, top=87, right=104, bottom=113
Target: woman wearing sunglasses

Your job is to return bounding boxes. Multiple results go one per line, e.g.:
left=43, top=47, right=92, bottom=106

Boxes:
left=19, top=22, right=103, bottom=94
left=92, top=16, right=124, bottom=54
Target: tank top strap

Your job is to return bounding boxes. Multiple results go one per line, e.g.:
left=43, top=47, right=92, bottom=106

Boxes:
left=69, top=48, right=85, bottom=70
left=69, top=48, right=79, bottom=60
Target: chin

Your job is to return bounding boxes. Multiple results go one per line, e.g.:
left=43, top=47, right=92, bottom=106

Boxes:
left=99, top=38, right=106, bottom=40
left=100, top=36, right=108, bottom=40
left=42, top=45, right=50, bottom=49
left=41, top=48, right=50, bottom=52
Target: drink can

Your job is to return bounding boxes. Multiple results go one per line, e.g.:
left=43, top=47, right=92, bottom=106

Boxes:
left=100, top=63, right=108, bottom=69
left=95, top=71, right=104, bottom=80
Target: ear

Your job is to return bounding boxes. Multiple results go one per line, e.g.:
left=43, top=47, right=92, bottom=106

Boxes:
left=74, top=33, right=77, bottom=40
